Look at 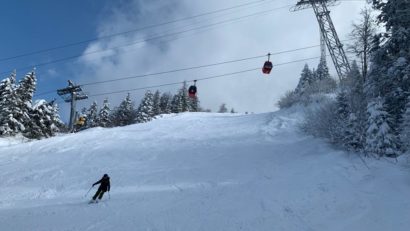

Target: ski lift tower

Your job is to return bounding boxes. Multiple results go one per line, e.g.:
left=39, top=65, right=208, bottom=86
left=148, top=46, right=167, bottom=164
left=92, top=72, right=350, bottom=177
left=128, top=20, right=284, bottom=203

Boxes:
left=57, top=80, right=88, bottom=131
left=292, top=0, right=351, bottom=80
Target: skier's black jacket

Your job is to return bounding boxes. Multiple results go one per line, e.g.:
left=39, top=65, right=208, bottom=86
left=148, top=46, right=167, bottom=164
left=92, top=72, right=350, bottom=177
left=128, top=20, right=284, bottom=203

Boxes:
left=93, top=175, right=110, bottom=191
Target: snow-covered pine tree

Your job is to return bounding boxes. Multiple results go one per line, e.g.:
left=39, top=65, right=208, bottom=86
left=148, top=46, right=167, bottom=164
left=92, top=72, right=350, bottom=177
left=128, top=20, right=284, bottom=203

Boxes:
left=152, top=90, right=161, bottom=116
left=97, top=99, right=111, bottom=127
left=176, top=81, right=189, bottom=112
left=344, top=113, right=364, bottom=151
left=25, top=100, right=64, bottom=139
left=86, top=101, right=99, bottom=128
left=16, top=70, right=37, bottom=132
left=188, top=95, right=200, bottom=112
left=112, top=93, right=136, bottom=127
left=311, top=57, right=336, bottom=94
left=218, top=103, right=228, bottom=113
left=402, top=96, right=410, bottom=151
left=295, top=64, right=314, bottom=96
left=315, top=57, right=331, bottom=81
left=47, top=100, right=65, bottom=134
left=0, top=71, right=24, bottom=136
left=331, top=90, right=350, bottom=144
left=342, top=61, right=367, bottom=150
left=170, top=93, right=180, bottom=113
left=365, top=97, right=399, bottom=157
left=136, top=90, right=154, bottom=123
left=159, top=92, right=172, bottom=114
left=367, top=0, right=410, bottom=154
left=344, top=61, right=365, bottom=110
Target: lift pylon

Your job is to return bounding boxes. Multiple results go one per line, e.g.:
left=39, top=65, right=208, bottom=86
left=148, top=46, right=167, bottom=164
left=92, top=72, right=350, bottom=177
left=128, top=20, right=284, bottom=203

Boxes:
left=292, top=0, right=350, bottom=80
left=57, top=80, right=88, bottom=131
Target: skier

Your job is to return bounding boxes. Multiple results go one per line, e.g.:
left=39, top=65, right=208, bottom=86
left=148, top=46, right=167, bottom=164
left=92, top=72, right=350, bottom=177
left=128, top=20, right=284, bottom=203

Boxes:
left=90, top=174, right=110, bottom=203
left=74, top=116, right=87, bottom=132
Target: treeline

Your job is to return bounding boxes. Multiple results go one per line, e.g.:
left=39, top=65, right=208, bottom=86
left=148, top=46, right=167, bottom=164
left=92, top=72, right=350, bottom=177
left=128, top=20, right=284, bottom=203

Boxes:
left=77, top=81, right=201, bottom=129
left=277, top=57, right=337, bottom=108
left=280, top=1, right=410, bottom=158
left=0, top=71, right=64, bottom=139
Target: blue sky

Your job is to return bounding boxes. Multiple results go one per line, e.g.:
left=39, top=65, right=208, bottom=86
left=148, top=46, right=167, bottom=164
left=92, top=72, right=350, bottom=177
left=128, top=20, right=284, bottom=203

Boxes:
left=0, top=0, right=367, bottom=122
left=0, top=0, right=111, bottom=89
left=0, top=0, right=121, bottom=121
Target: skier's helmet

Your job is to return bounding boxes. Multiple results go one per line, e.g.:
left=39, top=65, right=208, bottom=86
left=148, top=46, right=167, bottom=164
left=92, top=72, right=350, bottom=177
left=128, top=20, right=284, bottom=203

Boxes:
left=103, top=174, right=109, bottom=178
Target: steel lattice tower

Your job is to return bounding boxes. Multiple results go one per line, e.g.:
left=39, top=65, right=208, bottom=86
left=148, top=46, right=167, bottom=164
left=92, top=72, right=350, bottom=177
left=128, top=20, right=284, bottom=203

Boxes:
left=293, top=0, right=351, bottom=80
left=320, top=31, right=326, bottom=60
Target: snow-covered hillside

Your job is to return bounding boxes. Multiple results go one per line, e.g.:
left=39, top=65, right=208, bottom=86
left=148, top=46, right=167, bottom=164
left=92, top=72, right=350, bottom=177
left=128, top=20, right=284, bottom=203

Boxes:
left=0, top=109, right=409, bottom=231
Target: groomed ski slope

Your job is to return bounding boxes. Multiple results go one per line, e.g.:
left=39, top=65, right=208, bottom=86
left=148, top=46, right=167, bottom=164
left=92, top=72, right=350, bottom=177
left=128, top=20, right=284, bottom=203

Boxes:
left=0, top=108, right=409, bottom=231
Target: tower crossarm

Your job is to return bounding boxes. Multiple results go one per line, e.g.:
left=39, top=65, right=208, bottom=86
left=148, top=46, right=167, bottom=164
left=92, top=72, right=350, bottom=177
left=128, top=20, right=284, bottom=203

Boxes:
left=292, top=0, right=338, bottom=11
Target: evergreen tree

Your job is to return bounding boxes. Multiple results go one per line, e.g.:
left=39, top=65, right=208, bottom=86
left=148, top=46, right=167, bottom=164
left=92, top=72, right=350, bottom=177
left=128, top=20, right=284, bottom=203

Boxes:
left=230, top=108, right=236, bottom=113
left=176, top=81, right=190, bottom=112
left=112, top=93, right=136, bottom=126
left=0, top=72, right=24, bottom=136
left=367, top=0, right=410, bottom=154
left=136, top=90, right=154, bottom=123
left=159, top=92, right=172, bottom=114
left=48, top=100, right=65, bottom=134
left=365, top=97, right=399, bottom=157
left=331, top=91, right=350, bottom=144
left=311, top=57, right=336, bottom=94
left=25, top=100, right=64, bottom=139
left=314, top=57, right=331, bottom=81
left=218, top=103, right=228, bottom=113
left=97, top=99, right=111, bottom=127
left=152, top=90, right=161, bottom=116
left=170, top=93, right=180, bottom=113
left=344, top=113, right=365, bottom=151
left=86, top=101, right=99, bottom=128
left=343, top=61, right=367, bottom=150
left=16, top=71, right=37, bottom=131
left=295, top=64, right=314, bottom=95
left=188, top=96, right=200, bottom=112
left=402, top=96, right=410, bottom=151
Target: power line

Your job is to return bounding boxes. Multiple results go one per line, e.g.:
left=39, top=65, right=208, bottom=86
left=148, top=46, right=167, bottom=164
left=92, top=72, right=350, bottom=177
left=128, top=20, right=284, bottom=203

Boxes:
left=0, top=0, right=279, bottom=63
left=35, top=43, right=322, bottom=97
left=0, top=0, right=364, bottom=65
left=0, top=5, right=292, bottom=74
left=2, top=0, right=363, bottom=76
left=71, top=55, right=325, bottom=102
left=1, top=4, right=292, bottom=76
left=50, top=51, right=357, bottom=105
left=80, top=44, right=320, bottom=87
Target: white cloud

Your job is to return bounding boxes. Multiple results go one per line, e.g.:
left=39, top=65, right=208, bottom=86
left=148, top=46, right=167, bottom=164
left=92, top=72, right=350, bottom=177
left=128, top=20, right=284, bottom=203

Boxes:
left=74, top=0, right=367, bottom=113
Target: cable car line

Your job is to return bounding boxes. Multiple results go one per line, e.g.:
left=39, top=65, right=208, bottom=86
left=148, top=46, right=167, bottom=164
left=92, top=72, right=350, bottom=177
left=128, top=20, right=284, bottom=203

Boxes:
left=53, top=52, right=358, bottom=104
left=0, top=0, right=363, bottom=64
left=0, top=0, right=281, bottom=63
left=1, top=4, right=293, bottom=77
left=72, top=55, right=325, bottom=101
left=81, top=68, right=260, bottom=99
left=34, top=43, right=323, bottom=97
left=4, top=0, right=363, bottom=77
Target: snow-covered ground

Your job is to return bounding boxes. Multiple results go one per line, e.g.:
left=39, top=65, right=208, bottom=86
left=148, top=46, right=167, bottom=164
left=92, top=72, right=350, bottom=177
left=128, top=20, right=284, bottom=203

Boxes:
left=0, top=108, right=409, bottom=231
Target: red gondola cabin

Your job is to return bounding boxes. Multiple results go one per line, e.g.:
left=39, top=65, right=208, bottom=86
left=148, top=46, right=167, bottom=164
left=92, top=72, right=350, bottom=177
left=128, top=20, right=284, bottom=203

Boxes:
left=262, top=53, right=272, bottom=74
left=188, top=80, right=197, bottom=98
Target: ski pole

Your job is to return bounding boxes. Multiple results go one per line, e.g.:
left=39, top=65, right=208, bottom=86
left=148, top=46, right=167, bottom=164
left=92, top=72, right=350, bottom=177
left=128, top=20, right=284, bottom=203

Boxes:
left=84, top=186, right=93, bottom=198
left=108, top=191, right=111, bottom=199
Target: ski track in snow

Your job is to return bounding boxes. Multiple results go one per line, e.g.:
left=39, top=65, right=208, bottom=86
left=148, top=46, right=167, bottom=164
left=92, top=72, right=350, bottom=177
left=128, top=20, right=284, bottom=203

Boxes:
left=0, top=109, right=409, bottom=231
